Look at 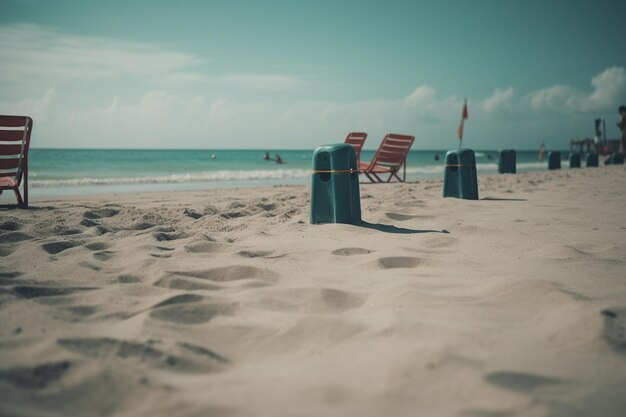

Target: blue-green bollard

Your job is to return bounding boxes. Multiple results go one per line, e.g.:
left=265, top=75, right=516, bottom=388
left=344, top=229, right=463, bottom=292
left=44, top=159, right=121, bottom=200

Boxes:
left=310, top=144, right=361, bottom=224
left=498, top=149, right=516, bottom=174
left=548, top=152, right=561, bottom=170
left=586, top=153, right=599, bottom=167
left=569, top=152, right=581, bottom=168
left=443, top=149, right=479, bottom=200
left=610, top=152, right=624, bottom=165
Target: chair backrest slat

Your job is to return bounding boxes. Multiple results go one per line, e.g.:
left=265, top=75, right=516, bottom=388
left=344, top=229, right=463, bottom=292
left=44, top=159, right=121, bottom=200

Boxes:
left=370, top=133, right=414, bottom=169
left=0, top=115, right=33, bottom=184
left=0, top=144, right=24, bottom=155
left=344, top=132, right=367, bottom=163
left=0, top=129, right=27, bottom=141
left=0, top=159, right=20, bottom=170
left=0, top=116, right=30, bottom=128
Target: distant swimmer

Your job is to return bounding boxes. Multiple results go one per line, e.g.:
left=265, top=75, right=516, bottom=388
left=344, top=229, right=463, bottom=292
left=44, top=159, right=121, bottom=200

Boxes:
left=275, top=154, right=284, bottom=164
left=434, top=154, right=440, bottom=161
left=617, top=105, right=626, bottom=153
left=211, top=154, right=216, bottom=160
left=263, top=151, right=270, bottom=161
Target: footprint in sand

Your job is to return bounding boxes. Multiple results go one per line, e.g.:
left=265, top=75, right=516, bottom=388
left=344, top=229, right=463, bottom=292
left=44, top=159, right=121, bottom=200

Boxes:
left=0, top=271, right=21, bottom=279
left=219, top=211, right=248, bottom=219
left=332, top=247, right=371, bottom=256
left=11, top=285, right=97, bottom=299
left=82, top=208, right=119, bottom=220
left=93, top=251, right=115, bottom=261
left=94, top=225, right=111, bottom=235
left=601, top=308, right=626, bottom=353
left=116, top=274, right=141, bottom=284
left=41, top=241, right=79, bottom=254
left=256, top=202, right=277, bottom=211
left=85, top=242, right=111, bottom=251
left=0, top=221, right=21, bottom=231
left=129, top=222, right=155, bottom=231
left=153, top=231, right=187, bottom=242
left=185, top=241, right=224, bottom=254
left=53, top=226, right=82, bottom=236
left=259, top=287, right=365, bottom=313
left=377, top=256, right=421, bottom=269
left=57, top=337, right=226, bottom=373
left=237, top=250, right=273, bottom=258
left=154, top=275, right=221, bottom=291
left=183, top=208, right=204, bottom=219
left=169, top=266, right=278, bottom=283
left=153, top=294, right=205, bottom=308
left=80, top=218, right=99, bottom=227
left=64, top=305, right=97, bottom=317
left=484, top=371, right=562, bottom=392
left=0, top=232, right=32, bottom=244
left=0, top=360, right=72, bottom=390
left=0, top=247, right=15, bottom=257
left=150, top=302, right=234, bottom=325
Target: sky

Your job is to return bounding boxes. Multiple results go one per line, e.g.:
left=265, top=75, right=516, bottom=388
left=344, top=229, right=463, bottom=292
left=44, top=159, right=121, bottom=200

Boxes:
left=1, top=0, right=625, bottom=150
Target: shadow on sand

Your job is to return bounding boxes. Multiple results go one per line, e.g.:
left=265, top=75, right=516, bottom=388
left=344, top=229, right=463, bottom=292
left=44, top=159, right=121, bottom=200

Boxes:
left=480, top=197, right=527, bottom=202
left=356, top=221, right=449, bottom=235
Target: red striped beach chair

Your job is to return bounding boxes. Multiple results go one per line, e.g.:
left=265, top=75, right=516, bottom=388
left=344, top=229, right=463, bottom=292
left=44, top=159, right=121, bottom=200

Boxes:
left=358, top=133, right=414, bottom=182
left=0, top=115, right=33, bottom=207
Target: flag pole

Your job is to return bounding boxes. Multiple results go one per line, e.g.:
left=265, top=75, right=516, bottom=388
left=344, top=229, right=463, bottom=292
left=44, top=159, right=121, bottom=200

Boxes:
left=458, top=98, right=467, bottom=150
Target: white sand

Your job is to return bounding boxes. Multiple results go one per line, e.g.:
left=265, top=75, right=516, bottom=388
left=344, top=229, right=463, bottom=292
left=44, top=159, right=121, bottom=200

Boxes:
left=1, top=166, right=626, bottom=417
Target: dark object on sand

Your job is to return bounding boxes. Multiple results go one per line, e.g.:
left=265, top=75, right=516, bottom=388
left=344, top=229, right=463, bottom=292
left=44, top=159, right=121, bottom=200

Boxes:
left=569, top=152, right=581, bottom=168
left=310, top=144, right=361, bottom=224
left=586, top=153, right=599, bottom=168
left=443, top=149, right=478, bottom=200
left=498, top=149, right=516, bottom=174
left=548, top=152, right=561, bottom=170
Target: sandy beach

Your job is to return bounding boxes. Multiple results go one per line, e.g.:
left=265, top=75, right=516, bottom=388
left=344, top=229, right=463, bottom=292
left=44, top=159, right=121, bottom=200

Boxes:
left=1, top=165, right=625, bottom=417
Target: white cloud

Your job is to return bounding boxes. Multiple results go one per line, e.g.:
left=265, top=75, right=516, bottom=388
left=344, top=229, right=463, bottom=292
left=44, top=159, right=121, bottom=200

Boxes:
left=526, top=67, right=626, bottom=113
left=481, top=87, right=514, bottom=113
left=404, top=86, right=436, bottom=106
left=2, top=56, right=625, bottom=149
left=219, top=74, right=304, bottom=90
left=0, top=24, right=205, bottom=85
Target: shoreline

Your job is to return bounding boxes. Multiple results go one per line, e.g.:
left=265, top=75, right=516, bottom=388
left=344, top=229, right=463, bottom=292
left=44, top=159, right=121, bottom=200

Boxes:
left=1, top=165, right=625, bottom=416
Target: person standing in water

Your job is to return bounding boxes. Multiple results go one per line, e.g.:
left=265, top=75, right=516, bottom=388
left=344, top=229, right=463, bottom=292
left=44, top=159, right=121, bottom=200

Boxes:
left=617, top=105, right=626, bottom=153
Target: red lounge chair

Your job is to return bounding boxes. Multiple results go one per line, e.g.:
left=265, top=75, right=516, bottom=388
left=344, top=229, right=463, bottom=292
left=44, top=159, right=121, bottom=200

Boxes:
left=358, top=133, right=414, bottom=182
left=344, top=132, right=367, bottom=166
left=0, top=115, right=33, bottom=207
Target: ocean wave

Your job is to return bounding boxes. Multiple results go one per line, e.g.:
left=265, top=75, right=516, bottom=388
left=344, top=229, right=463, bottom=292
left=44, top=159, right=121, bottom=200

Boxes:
left=31, top=169, right=313, bottom=187
left=30, top=161, right=549, bottom=188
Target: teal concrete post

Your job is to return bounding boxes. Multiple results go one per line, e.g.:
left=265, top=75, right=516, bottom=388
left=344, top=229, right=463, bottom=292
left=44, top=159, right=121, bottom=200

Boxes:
left=443, top=149, right=479, bottom=200
left=610, top=152, right=624, bottom=165
left=569, top=152, right=581, bottom=168
left=310, top=144, right=361, bottom=224
left=548, top=152, right=561, bottom=170
left=498, top=149, right=516, bottom=174
left=586, top=153, right=599, bottom=167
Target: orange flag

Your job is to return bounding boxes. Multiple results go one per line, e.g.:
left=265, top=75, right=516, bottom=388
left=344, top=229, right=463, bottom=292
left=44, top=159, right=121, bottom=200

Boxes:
left=457, top=99, right=468, bottom=140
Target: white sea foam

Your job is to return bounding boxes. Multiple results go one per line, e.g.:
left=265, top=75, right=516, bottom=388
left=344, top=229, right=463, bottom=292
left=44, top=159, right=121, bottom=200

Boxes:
left=31, top=169, right=313, bottom=187
left=30, top=161, right=549, bottom=188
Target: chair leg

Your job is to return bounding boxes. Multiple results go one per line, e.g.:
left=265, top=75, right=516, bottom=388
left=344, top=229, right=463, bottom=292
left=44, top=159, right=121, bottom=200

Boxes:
left=24, top=166, right=28, bottom=208
left=13, top=187, right=24, bottom=207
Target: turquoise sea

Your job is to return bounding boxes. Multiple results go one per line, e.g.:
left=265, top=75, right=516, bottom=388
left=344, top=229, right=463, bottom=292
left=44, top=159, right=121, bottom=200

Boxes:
left=1, top=148, right=561, bottom=200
